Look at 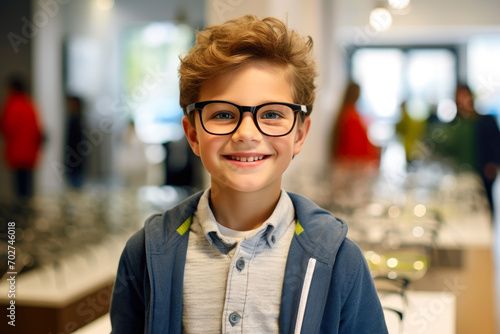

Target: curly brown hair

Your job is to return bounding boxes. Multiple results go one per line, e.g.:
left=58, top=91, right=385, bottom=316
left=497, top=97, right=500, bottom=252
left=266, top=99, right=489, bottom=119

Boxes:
left=179, top=15, right=317, bottom=118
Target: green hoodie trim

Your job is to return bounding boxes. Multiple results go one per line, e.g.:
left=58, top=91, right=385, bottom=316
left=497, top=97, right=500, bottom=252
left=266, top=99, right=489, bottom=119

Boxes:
left=176, top=216, right=192, bottom=235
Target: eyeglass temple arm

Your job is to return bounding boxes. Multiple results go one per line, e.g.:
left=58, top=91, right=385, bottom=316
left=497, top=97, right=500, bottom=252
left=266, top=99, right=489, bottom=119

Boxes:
left=186, top=103, right=196, bottom=114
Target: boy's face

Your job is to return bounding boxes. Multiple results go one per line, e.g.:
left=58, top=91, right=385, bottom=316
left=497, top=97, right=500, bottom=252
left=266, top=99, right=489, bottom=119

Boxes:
left=182, top=61, right=310, bottom=195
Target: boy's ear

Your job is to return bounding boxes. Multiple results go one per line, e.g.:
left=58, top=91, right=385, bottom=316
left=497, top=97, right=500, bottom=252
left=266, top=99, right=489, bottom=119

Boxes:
left=293, top=116, right=311, bottom=156
left=182, top=116, right=201, bottom=156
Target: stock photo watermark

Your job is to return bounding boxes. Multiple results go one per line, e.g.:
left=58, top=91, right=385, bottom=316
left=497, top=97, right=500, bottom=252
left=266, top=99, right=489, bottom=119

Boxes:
left=476, top=74, right=500, bottom=100
left=212, top=0, right=244, bottom=22
left=407, top=277, right=466, bottom=333
left=7, top=0, right=74, bottom=54
left=5, top=222, right=17, bottom=328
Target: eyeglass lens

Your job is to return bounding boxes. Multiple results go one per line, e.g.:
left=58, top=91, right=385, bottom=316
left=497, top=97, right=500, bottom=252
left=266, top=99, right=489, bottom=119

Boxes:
left=200, top=102, right=296, bottom=136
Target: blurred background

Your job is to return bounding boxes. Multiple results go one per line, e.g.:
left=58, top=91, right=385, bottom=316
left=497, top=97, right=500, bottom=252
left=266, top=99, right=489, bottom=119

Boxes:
left=0, top=0, right=499, bottom=333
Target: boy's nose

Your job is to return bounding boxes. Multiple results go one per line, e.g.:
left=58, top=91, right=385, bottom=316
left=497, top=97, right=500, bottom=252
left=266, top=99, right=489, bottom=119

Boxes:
left=232, top=114, right=262, bottom=142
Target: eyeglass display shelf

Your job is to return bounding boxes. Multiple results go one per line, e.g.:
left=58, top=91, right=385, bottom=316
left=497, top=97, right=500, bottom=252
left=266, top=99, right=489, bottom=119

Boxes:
left=0, top=233, right=130, bottom=308
left=433, top=207, right=492, bottom=249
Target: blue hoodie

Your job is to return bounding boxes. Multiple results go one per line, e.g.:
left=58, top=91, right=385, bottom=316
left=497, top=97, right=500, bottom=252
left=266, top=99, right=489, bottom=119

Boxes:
left=110, top=191, right=388, bottom=333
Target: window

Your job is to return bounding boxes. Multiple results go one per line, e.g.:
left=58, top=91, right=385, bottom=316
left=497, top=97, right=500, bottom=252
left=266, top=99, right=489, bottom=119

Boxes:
left=122, top=22, right=194, bottom=144
left=468, top=36, right=500, bottom=115
left=350, top=47, right=457, bottom=145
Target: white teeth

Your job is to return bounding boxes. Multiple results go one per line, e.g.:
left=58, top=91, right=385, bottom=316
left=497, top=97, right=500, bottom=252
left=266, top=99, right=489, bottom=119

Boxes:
left=230, top=155, right=264, bottom=162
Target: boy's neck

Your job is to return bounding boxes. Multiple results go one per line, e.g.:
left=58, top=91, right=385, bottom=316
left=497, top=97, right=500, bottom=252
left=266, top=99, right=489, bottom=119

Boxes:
left=209, top=184, right=282, bottom=231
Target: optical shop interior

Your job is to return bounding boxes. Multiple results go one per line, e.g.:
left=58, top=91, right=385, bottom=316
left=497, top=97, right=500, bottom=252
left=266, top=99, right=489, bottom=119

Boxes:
left=1, top=0, right=500, bottom=333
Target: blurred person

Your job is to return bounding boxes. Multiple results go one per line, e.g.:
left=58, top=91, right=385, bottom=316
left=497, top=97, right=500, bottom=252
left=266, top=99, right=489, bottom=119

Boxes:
left=433, top=84, right=500, bottom=214
left=65, top=95, right=85, bottom=188
left=330, top=81, right=380, bottom=168
left=455, top=84, right=500, bottom=214
left=0, top=75, right=44, bottom=198
left=476, top=106, right=500, bottom=215
left=395, top=101, right=428, bottom=162
left=328, top=82, right=380, bottom=202
left=435, top=85, right=481, bottom=169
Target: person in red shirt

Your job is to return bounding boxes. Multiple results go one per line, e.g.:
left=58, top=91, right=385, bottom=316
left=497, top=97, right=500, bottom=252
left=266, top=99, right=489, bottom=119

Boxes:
left=330, top=81, right=380, bottom=167
left=0, top=75, right=43, bottom=198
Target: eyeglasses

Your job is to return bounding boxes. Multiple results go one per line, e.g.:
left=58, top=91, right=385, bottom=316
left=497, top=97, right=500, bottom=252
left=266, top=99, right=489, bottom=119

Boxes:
left=186, top=100, right=308, bottom=137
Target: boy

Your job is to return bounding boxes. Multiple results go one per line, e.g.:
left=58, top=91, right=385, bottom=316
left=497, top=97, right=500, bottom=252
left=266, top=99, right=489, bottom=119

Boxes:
left=110, top=15, right=387, bottom=333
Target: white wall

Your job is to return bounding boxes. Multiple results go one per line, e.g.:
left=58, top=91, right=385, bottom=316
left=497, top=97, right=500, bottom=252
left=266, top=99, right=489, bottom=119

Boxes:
left=32, top=0, right=65, bottom=194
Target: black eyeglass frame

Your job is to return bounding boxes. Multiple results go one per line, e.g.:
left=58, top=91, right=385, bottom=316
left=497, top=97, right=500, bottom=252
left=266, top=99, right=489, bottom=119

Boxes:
left=186, top=100, right=308, bottom=137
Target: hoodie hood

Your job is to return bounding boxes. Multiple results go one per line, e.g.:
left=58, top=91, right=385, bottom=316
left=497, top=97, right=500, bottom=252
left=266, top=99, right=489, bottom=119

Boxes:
left=288, top=192, right=348, bottom=265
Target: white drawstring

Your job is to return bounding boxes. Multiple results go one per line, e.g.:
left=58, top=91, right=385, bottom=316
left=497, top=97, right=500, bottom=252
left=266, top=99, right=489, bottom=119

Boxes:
left=294, top=258, right=317, bottom=334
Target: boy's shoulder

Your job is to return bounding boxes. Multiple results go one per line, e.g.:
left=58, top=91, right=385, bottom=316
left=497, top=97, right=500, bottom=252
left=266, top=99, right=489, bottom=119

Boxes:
left=287, top=192, right=349, bottom=265
left=287, top=193, right=371, bottom=288
left=123, top=191, right=204, bottom=254
left=287, top=192, right=348, bottom=235
left=144, top=191, right=203, bottom=243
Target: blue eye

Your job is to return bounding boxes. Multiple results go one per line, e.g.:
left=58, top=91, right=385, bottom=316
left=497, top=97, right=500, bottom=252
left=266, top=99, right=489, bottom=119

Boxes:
left=261, top=111, right=283, bottom=119
left=214, top=112, right=234, bottom=119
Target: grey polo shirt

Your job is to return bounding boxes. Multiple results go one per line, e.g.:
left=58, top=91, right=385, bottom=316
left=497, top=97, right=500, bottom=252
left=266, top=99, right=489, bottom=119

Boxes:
left=182, top=189, right=296, bottom=333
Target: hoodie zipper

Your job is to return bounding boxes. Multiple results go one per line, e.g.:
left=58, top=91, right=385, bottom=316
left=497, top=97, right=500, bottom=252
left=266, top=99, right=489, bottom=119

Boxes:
left=294, top=257, right=317, bottom=334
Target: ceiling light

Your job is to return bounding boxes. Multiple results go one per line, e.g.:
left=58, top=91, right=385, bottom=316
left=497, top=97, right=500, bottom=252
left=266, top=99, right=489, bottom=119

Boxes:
left=369, top=7, right=393, bottom=32
left=388, top=0, right=410, bottom=10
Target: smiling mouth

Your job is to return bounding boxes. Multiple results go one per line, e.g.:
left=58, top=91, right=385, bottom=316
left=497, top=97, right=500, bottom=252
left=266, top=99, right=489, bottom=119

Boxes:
left=224, top=155, right=269, bottom=162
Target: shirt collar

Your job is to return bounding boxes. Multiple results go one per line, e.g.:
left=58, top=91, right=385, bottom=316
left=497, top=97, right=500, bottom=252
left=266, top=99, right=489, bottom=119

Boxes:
left=195, top=189, right=295, bottom=252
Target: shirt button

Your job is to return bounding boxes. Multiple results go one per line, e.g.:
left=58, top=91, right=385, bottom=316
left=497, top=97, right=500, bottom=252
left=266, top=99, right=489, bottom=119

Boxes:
left=236, top=257, right=245, bottom=271
left=229, top=312, right=241, bottom=326
left=271, top=235, right=276, bottom=244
